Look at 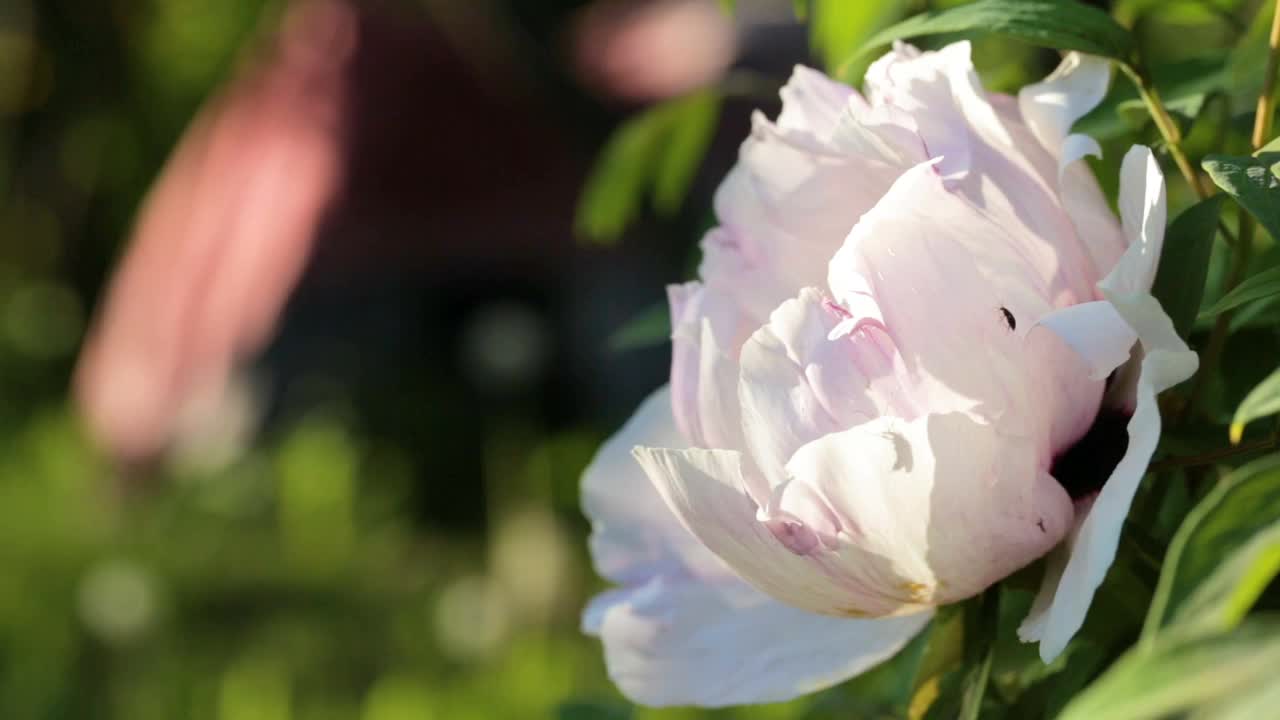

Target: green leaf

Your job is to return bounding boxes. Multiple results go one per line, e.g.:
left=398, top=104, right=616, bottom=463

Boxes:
left=1202, top=153, right=1280, bottom=242
left=955, top=592, right=998, bottom=720
left=1144, top=454, right=1280, bottom=641
left=1059, top=618, right=1280, bottom=720
left=1190, top=677, right=1280, bottom=720
left=956, top=647, right=993, bottom=720
left=793, top=0, right=809, bottom=20
left=1197, top=265, right=1280, bottom=320
left=1152, top=195, right=1224, bottom=339
left=652, top=92, right=720, bottom=215
left=1257, top=135, right=1280, bottom=155
left=1077, top=54, right=1229, bottom=142
left=607, top=302, right=670, bottom=351
left=810, top=0, right=905, bottom=76
left=907, top=609, right=963, bottom=719
left=851, top=0, right=1133, bottom=64
left=1174, top=522, right=1280, bottom=637
left=1230, top=368, right=1280, bottom=443
left=556, top=701, right=633, bottom=720
left=575, top=92, right=721, bottom=243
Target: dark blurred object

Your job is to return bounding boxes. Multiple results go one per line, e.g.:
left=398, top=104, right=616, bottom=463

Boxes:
left=75, top=0, right=355, bottom=461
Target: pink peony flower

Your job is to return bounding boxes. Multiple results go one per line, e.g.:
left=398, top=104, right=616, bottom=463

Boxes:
left=581, top=42, right=1197, bottom=707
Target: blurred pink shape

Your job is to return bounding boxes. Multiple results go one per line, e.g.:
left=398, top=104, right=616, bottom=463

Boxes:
left=575, top=0, right=737, bottom=101
left=75, top=0, right=357, bottom=460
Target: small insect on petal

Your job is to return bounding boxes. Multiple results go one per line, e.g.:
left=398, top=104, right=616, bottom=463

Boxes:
left=999, top=306, right=1017, bottom=331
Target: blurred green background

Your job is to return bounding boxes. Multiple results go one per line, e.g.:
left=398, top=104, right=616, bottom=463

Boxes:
left=0, top=0, right=1265, bottom=718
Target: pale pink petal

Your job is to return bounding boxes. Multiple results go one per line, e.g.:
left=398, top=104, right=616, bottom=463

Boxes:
left=1017, top=53, right=1111, bottom=159
left=1106, top=146, right=1169, bottom=297
left=828, top=162, right=1103, bottom=454
left=784, top=414, right=1074, bottom=609
left=581, top=386, right=724, bottom=586
left=863, top=41, right=974, bottom=180
left=667, top=283, right=748, bottom=451
left=1021, top=147, right=1198, bottom=661
left=591, top=575, right=930, bottom=707
left=584, top=388, right=933, bottom=707
left=1012, top=51, right=1126, bottom=276
left=705, top=111, right=903, bottom=323
left=777, top=65, right=857, bottom=138
left=636, top=412, right=1074, bottom=618
left=1036, top=301, right=1139, bottom=381
left=736, top=288, right=913, bottom=489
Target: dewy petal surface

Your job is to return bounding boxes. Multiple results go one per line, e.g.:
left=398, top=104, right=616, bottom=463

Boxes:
left=582, top=386, right=932, bottom=706
left=1020, top=147, right=1199, bottom=661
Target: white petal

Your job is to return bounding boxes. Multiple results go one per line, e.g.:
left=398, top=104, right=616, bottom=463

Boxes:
left=636, top=413, right=1074, bottom=618
left=591, top=575, right=931, bottom=707
left=786, top=413, right=1074, bottom=607
left=667, top=282, right=748, bottom=451
left=1024, top=150, right=1198, bottom=661
left=1026, top=337, right=1194, bottom=661
left=583, top=389, right=931, bottom=708
left=777, top=65, right=857, bottom=138
left=736, top=288, right=892, bottom=489
left=580, top=386, right=724, bottom=586
left=827, top=161, right=1103, bottom=450
left=1017, top=496, right=1091, bottom=645
left=1035, top=300, right=1138, bottom=381
left=1105, top=146, right=1168, bottom=297
left=1017, top=53, right=1111, bottom=159
left=708, top=115, right=903, bottom=321
left=1014, top=51, right=1122, bottom=283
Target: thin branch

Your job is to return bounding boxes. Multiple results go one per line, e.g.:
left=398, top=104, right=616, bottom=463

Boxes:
left=1149, top=435, right=1280, bottom=473
left=1119, top=62, right=1210, bottom=199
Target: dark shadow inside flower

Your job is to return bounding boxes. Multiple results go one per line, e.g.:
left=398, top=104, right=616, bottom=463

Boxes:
left=1050, top=407, right=1131, bottom=501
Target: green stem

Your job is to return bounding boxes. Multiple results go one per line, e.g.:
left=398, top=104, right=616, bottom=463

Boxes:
left=1252, top=0, right=1280, bottom=150
left=1120, top=62, right=1209, bottom=199
left=1149, top=433, right=1280, bottom=473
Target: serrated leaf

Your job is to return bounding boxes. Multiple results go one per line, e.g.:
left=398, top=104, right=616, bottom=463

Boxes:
left=607, top=302, right=670, bottom=351
left=1230, top=367, right=1280, bottom=443
left=1197, top=264, right=1280, bottom=319
left=851, top=0, right=1133, bottom=63
left=1059, top=618, right=1280, bottom=720
left=1144, top=454, right=1280, bottom=640
left=1152, top=195, right=1224, bottom=339
left=1202, top=153, right=1280, bottom=242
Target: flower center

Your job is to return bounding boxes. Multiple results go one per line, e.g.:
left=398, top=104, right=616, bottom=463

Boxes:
left=1050, top=408, right=1130, bottom=500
